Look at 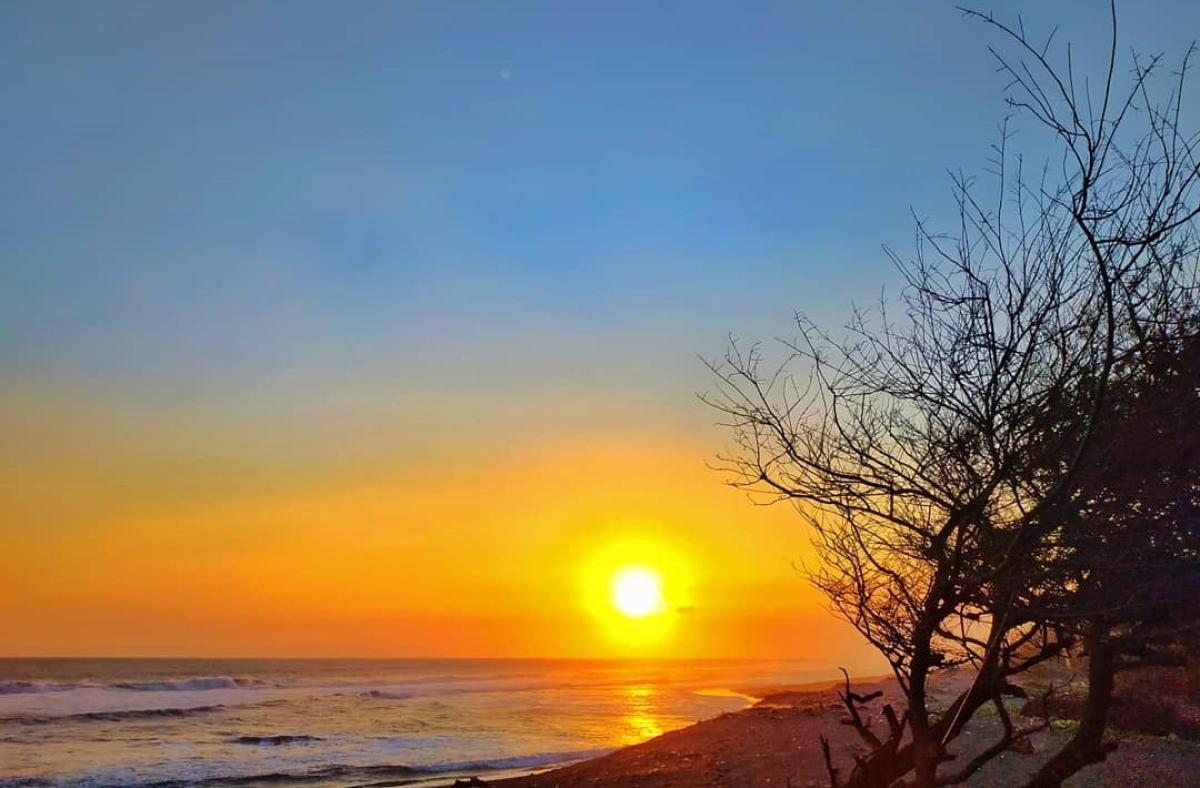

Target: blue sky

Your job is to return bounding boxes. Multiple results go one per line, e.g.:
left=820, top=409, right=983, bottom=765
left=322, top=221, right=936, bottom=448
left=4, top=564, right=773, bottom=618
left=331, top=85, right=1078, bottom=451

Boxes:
left=4, top=0, right=1199, bottom=428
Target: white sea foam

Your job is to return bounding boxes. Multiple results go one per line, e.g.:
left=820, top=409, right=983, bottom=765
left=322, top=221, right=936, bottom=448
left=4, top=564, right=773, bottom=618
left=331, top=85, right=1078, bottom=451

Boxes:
left=0, top=747, right=615, bottom=788
left=113, top=676, right=274, bottom=692
left=0, top=676, right=273, bottom=696
left=420, top=747, right=614, bottom=774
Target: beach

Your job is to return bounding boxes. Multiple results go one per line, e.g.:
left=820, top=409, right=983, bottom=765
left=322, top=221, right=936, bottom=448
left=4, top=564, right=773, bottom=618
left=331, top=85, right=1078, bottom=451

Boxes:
left=488, top=668, right=1200, bottom=788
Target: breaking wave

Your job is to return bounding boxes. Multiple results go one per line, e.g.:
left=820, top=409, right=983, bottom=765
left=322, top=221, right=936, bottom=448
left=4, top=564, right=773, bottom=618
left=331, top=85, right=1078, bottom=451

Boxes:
left=0, top=676, right=275, bottom=696
left=113, top=677, right=275, bottom=692
left=0, top=681, right=95, bottom=696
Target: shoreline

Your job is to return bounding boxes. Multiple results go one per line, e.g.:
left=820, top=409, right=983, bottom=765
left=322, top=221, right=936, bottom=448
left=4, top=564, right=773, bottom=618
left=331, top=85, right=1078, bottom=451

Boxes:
left=470, top=667, right=1200, bottom=787
left=414, top=675, right=893, bottom=787
left=478, top=673, right=902, bottom=788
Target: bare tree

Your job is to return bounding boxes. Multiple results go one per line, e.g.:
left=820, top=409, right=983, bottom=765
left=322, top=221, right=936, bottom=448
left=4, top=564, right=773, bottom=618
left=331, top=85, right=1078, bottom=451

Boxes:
left=706, top=4, right=1200, bottom=786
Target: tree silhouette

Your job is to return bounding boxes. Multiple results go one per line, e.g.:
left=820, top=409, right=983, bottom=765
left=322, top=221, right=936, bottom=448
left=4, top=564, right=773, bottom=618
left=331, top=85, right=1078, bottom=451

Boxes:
left=708, top=4, right=1200, bottom=786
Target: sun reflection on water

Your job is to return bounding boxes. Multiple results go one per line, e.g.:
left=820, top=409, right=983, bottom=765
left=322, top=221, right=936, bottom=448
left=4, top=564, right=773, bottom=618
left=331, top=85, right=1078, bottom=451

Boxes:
left=618, top=684, right=664, bottom=746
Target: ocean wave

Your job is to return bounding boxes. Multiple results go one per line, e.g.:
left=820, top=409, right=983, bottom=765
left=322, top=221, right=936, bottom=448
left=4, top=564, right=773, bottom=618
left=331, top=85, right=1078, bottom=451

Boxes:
left=91, top=763, right=421, bottom=787
left=0, top=681, right=95, bottom=695
left=113, top=677, right=275, bottom=692
left=1, top=705, right=225, bottom=726
left=0, top=676, right=274, bottom=696
left=229, top=734, right=321, bottom=746
left=4, top=748, right=614, bottom=788
left=2, top=672, right=649, bottom=700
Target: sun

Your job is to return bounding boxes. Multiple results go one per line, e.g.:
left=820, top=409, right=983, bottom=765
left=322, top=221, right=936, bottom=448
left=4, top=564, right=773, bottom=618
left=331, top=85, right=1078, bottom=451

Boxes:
left=610, top=565, right=665, bottom=618
left=580, top=535, right=692, bottom=649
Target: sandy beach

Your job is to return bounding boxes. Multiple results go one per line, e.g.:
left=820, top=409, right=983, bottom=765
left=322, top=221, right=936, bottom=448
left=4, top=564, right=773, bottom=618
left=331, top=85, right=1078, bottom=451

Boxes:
left=483, top=669, right=1200, bottom=788
left=487, top=677, right=896, bottom=788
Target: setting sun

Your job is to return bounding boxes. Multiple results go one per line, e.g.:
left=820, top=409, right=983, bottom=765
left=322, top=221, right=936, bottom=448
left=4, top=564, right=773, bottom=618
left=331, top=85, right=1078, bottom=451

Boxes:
left=611, top=566, right=665, bottom=618
left=579, top=534, right=697, bottom=650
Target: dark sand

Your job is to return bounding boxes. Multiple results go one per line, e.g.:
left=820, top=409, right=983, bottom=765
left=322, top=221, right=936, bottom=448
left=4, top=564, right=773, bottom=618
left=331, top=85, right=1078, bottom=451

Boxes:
left=481, top=670, right=1200, bottom=787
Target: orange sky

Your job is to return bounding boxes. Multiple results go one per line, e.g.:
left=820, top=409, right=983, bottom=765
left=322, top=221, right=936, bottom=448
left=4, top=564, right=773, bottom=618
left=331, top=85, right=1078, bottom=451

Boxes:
left=1, top=376, right=876, bottom=666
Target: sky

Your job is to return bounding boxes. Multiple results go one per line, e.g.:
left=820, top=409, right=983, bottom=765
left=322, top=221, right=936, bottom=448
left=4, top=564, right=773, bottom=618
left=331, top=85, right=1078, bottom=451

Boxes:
left=3, top=0, right=1198, bottom=659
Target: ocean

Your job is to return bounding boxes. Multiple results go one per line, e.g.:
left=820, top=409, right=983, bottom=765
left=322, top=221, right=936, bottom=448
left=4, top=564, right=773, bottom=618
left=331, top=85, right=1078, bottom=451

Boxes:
left=0, top=658, right=831, bottom=787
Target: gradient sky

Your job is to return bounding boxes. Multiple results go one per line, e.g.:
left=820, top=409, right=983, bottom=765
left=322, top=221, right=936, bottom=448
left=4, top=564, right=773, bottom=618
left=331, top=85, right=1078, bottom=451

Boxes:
left=3, top=1, right=1197, bottom=659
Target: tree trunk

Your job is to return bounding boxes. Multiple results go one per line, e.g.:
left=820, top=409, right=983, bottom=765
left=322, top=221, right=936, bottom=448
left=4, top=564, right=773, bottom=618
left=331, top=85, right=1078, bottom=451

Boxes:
left=1020, top=627, right=1117, bottom=788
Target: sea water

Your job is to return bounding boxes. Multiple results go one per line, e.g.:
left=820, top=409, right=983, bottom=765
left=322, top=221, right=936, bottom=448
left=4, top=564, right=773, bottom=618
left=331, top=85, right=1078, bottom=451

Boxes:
left=0, top=658, right=831, bottom=787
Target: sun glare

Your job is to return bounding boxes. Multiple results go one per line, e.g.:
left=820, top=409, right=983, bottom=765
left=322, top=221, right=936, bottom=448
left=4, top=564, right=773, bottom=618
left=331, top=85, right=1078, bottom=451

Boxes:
left=579, top=533, right=693, bottom=650
left=611, top=566, right=664, bottom=618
